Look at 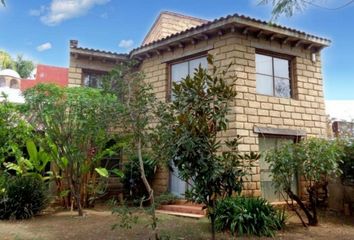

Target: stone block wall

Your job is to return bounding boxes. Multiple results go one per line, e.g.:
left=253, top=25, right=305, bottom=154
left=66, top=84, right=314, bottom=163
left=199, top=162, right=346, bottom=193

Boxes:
left=139, top=30, right=327, bottom=198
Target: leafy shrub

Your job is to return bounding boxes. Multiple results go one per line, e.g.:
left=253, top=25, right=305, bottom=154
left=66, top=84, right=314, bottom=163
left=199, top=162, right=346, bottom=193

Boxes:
left=215, top=196, right=285, bottom=237
left=340, top=139, right=354, bottom=185
left=155, top=192, right=179, bottom=206
left=0, top=175, right=48, bottom=220
left=122, top=156, right=156, bottom=202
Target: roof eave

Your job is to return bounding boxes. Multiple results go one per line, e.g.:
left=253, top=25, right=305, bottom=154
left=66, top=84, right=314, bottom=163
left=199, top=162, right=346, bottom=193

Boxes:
left=130, top=16, right=330, bottom=58
left=71, top=47, right=128, bottom=60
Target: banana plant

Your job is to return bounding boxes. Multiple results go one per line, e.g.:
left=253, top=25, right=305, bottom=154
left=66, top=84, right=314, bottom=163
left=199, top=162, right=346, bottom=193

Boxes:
left=4, top=140, right=54, bottom=181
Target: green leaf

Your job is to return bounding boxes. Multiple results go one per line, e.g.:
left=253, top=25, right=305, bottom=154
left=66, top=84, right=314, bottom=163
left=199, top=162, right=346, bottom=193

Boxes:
left=111, top=168, right=124, bottom=178
left=95, top=167, right=109, bottom=178
left=26, top=140, right=38, bottom=163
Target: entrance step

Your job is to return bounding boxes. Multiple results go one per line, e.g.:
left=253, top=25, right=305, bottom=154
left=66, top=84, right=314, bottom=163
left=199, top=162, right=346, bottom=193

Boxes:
left=158, top=204, right=206, bottom=216
left=156, top=210, right=205, bottom=219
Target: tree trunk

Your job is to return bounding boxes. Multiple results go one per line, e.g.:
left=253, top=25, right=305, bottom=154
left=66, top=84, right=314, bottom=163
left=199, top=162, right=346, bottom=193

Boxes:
left=210, top=214, right=216, bottom=240
left=308, top=187, right=318, bottom=226
left=286, top=188, right=317, bottom=226
left=137, top=138, right=159, bottom=240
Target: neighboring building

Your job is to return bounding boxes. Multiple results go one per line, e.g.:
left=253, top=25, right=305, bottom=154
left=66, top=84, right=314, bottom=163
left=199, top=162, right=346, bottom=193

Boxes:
left=21, top=64, right=68, bottom=91
left=68, top=11, right=330, bottom=202
left=333, top=121, right=354, bottom=138
left=0, top=65, right=68, bottom=103
left=0, top=69, right=24, bottom=103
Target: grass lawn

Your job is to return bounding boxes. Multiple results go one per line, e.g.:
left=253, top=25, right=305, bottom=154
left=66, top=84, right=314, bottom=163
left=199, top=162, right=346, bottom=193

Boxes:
left=0, top=206, right=354, bottom=240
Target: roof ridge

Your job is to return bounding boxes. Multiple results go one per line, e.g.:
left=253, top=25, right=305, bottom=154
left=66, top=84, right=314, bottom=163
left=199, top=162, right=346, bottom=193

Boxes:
left=159, top=10, right=209, bottom=23
left=141, top=10, right=209, bottom=46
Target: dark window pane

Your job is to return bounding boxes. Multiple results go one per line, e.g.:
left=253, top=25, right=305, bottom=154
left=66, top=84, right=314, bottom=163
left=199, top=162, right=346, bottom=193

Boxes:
left=256, top=54, right=272, bottom=75
left=10, top=79, right=19, bottom=89
left=275, top=77, right=291, bottom=98
left=83, top=72, right=104, bottom=88
left=274, top=57, right=290, bottom=78
left=256, top=74, right=273, bottom=96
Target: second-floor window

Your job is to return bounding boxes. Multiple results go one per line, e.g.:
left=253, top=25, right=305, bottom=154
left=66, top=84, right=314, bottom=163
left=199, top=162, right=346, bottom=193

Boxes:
left=83, top=71, right=106, bottom=88
left=256, top=53, right=292, bottom=98
left=170, top=56, right=208, bottom=99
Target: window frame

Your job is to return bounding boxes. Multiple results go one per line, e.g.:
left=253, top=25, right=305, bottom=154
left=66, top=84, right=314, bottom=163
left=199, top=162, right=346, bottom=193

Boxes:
left=167, top=54, right=208, bottom=101
left=82, top=69, right=107, bottom=88
left=255, top=50, right=294, bottom=99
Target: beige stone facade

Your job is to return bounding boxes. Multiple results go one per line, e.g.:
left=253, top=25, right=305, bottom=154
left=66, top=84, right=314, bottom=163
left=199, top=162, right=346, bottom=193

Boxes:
left=142, top=11, right=207, bottom=46
left=68, top=12, right=330, bottom=200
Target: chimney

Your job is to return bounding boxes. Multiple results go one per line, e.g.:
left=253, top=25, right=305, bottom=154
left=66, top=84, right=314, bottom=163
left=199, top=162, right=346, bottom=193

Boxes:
left=70, top=40, right=78, bottom=48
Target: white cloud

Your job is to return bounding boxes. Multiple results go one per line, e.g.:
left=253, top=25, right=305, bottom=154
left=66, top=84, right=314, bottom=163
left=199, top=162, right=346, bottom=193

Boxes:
left=38, top=0, right=110, bottom=26
left=36, top=42, right=52, bottom=52
left=118, top=39, right=134, bottom=49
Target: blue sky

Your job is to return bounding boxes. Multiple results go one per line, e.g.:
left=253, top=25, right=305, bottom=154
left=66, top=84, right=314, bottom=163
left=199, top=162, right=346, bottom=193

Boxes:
left=0, top=0, right=353, bottom=100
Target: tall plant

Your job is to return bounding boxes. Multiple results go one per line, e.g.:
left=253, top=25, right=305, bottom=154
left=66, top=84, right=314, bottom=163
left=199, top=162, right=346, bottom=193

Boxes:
left=103, top=61, right=160, bottom=239
left=0, top=95, right=33, bottom=165
left=24, top=84, right=124, bottom=216
left=155, top=55, right=259, bottom=240
left=265, top=138, right=342, bottom=226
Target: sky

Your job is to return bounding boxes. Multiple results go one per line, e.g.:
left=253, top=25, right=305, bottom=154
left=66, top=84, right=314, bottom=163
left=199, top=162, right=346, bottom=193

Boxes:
left=0, top=0, right=353, bottom=100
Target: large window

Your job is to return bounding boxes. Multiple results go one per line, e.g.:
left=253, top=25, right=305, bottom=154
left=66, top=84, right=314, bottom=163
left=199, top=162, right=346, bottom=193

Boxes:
left=83, top=71, right=106, bottom=88
left=170, top=56, right=207, bottom=99
left=256, top=53, right=292, bottom=98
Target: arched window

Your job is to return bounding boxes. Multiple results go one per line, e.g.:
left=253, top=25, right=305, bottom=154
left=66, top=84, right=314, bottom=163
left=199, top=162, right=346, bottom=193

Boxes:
left=0, top=77, right=5, bottom=87
left=10, top=79, right=19, bottom=89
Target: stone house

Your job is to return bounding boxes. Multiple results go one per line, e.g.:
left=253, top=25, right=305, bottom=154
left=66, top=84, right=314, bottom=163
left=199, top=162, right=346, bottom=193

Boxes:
left=68, top=11, right=330, bottom=202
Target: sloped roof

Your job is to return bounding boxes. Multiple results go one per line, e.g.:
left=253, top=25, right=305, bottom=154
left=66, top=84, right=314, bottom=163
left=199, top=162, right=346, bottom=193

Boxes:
left=131, top=12, right=331, bottom=57
left=142, top=11, right=208, bottom=45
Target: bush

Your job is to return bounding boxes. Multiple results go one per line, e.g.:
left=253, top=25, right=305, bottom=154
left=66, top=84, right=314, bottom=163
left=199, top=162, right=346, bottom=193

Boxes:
left=215, top=196, right=285, bottom=237
left=155, top=192, right=179, bottom=207
left=0, top=175, right=48, bottom=220
left=122, top=156, right=156, bottom=202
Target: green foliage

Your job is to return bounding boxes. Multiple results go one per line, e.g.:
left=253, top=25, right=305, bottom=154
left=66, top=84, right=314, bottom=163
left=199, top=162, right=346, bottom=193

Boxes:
left=260, top=0, right=306, bottom=20
left=0, top=51, right=35, bottom=78
left=13, top=55, right=35, bottom=78
left=111, top=203, right=139, bottom=230
left=215, top=196, right=285, bottom=237
left=0, top=175, right=48, bottom=220
left=123, top=155, right=157, bottom=202
left=0, top=97, right=33, bottom=165
left=339, top=139, right=354, bottom=185
left=265, top=137, right=342, bottom=226
left=104, top=61, right=160, bottom=239
left=0, top=50, right=13, bottom=69
left=24, top=84, right=125, bottom=215
left=155, top=192, right=179, bottom=207
left=155, top=55, right=259, bottom=239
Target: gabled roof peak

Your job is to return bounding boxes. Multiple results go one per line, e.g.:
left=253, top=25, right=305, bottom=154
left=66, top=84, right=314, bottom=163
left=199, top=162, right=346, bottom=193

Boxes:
left=142, top=11, right=208, bottom=46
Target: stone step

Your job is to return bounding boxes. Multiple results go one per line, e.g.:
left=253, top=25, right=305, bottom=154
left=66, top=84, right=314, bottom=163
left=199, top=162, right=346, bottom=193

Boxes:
left=158, top=204, right=206, bottom=215
left=156, top=210, right=205, bottom=219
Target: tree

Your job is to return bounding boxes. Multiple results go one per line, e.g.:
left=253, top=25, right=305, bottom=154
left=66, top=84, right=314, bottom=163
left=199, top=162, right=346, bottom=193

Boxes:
left=265, top=138, right=342, bottom=226
left=0, top=51, right=13, bottom=70
left=261, top=0, right=354, bottom=20
left=102, top=61, right=161, bottom=239
left=24, top=84, right=124, bottom=216
left=1, top=0, right=5, bottom=7
left=13, top=55, right=35, bottom=79
left=156, top=55, right=259, bottom=240
left=0, top=95, right=33, bottom=164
